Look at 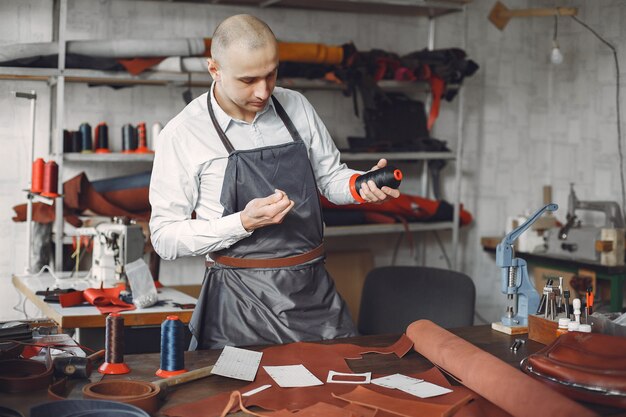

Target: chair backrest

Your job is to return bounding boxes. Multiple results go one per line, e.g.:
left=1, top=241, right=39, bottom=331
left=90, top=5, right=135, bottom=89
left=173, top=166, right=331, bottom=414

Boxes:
left=357, top=266, right=476, bottom=335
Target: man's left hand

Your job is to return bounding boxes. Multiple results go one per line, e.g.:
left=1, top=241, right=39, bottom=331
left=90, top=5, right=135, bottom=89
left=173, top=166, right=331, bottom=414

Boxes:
left=358, top=158, right=401, bottom=203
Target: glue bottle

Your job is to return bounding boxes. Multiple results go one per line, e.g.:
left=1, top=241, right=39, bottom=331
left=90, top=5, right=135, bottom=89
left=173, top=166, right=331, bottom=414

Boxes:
left=572, top=298, right=581, bottom=324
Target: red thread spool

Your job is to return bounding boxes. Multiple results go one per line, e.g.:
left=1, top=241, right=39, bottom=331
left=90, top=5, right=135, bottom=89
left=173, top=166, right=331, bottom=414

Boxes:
left=135, top=122, right=153, bottom=154
left=40, top=160, right=59, bottom=198
left=31, top=158, right=44, bottom=194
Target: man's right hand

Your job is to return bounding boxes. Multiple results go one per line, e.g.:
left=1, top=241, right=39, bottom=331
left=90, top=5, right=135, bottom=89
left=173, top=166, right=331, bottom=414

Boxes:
left=240, top=189, right=295, bottom=231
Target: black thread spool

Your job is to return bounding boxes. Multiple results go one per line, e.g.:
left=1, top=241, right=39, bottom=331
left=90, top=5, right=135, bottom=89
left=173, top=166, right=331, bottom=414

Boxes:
left=349, top=165, right=403, bottom=203
left=41, top=160, right=59, bottom=198
left=122, top=123, right=138, bottom=153
left=79, top=123, right=93, bottom=153
left=71, top=130, right=82, bottom=153
left=98, top=313, right=130, bottom=375
left=156, top=315, right=187, bottom=377
left=94, top=122, right=110, bottom=153
left=63, top=129, right=73, bottom=153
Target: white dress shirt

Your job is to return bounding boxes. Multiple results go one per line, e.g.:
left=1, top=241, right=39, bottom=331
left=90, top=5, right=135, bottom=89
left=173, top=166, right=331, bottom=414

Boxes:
left=149, top=84, right=361, bottom=260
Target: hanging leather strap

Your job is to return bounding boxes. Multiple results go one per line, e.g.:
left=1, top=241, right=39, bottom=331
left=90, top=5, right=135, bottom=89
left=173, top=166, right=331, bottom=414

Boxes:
left=209, top=244, right=324, bottom=268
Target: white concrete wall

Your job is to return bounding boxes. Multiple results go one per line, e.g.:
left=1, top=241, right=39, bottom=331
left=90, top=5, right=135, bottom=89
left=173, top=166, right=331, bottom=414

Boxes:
left=1, top=0, right=625, bottom=323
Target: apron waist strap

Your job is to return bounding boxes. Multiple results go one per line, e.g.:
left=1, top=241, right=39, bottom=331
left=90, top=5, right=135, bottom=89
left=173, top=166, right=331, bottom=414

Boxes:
left=208, top=244, right=325, bottom=268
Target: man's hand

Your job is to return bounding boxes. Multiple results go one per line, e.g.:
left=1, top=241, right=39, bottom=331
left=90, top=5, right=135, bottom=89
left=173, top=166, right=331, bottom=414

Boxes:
left=358, top=159, right=401, bottom=203
left=240, top=189, right=295, bottom=231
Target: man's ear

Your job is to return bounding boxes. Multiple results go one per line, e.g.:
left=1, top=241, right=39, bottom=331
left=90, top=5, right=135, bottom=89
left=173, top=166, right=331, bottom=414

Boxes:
left=208, top=58, right=220, bottom=81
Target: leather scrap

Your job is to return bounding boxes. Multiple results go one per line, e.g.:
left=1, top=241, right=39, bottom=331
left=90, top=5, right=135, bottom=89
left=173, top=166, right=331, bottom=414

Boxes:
left=163, top=335, right=487, bottom=417
left=333, top=385, right=472, bottom=417
left=59, top=285, right=135, bottom=314
left=406, top=320, right=599, bottom=417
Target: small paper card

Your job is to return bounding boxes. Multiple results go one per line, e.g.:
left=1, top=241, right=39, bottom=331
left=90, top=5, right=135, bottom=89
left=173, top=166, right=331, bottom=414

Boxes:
left=399, top=381, right=453, bottom=398
left=263, top=364, right=323, bottom=388
left=211, top=346, right=263, bottom=381
left=371, top=373, right=423, bottom=389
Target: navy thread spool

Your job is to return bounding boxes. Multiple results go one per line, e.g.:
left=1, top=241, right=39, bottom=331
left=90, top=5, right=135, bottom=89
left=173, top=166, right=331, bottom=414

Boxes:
left=349, top=166, right=403, bottom=203
left=95, top=122, right=110, bottom=153
left=98, top=313, right=130, bottom=375
left=71, top=130, right=82, bottom=153
left=122, top=123, right=138, bottom=153
left=156, top=315, right=187, bottom=377
left=79, top=123, right=93, bottom=153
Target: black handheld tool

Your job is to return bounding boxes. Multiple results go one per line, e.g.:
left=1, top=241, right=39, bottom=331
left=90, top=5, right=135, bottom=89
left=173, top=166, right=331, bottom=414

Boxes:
left=536, top=278, right=553, bottom=314
left=349, top=166, right=402, bottom=203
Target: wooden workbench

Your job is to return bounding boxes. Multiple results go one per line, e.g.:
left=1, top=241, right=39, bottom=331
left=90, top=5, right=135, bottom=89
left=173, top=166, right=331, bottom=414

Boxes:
left=0, top=326, right=622, bottom=416
left=12, top=273, right=196, bottom=329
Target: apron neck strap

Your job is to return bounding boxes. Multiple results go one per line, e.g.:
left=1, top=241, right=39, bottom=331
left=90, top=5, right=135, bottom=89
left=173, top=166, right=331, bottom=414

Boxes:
left=207, top=93, right=303, bottom=154
left=271, top=96, right=303, bottom=143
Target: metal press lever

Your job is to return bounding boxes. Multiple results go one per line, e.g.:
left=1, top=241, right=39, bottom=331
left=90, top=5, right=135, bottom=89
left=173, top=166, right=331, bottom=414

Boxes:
left=496, top=203, right=558, bottom=327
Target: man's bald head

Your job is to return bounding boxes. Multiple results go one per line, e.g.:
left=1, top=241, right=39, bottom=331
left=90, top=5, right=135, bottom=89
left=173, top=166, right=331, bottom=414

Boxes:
left=211, top=14, right=277, bottom=66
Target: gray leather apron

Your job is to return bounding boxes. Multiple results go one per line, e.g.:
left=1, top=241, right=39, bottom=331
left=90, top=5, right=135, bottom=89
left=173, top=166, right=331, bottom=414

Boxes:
left=188, top=95, right=356, bottom=349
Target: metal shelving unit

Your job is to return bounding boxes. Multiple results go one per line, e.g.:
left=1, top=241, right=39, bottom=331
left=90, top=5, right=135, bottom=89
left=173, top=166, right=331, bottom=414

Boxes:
left=5, top=0, right=468, bottom=270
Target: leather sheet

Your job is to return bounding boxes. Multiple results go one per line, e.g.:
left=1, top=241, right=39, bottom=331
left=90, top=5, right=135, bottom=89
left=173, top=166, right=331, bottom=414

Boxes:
left=59, top=285, right=135, bottom=314
left=406, top=320, right=599, bottom=417
left=521, top=331, right=626, bottom=408
left=163, top=336, right=498, bottom=417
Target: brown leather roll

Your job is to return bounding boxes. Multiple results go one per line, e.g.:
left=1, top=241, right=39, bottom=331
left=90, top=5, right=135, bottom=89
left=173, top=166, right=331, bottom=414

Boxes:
left=0, top=359, right=53, bottom=393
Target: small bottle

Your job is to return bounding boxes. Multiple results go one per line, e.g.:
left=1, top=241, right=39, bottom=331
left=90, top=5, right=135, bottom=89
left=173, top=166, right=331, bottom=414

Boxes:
left=577, top=324, right=592, bottom=333
left=572, top=298, right=581, bottom=323
left=556, top=317, right=571, bottom=337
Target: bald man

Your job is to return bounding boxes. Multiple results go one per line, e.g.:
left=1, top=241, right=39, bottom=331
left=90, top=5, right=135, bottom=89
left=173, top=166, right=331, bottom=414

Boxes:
left=149, top=14, right=399, bottom=349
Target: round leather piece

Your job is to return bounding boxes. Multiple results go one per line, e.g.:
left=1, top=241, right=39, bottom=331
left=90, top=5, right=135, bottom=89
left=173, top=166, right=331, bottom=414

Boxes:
left=0, top=406, right=23, bottom=417
left=30, top=399, right=150, bottom=417
left=0, top=359, right=53, bottom=393
left=82, top=380, right=160, bottom=414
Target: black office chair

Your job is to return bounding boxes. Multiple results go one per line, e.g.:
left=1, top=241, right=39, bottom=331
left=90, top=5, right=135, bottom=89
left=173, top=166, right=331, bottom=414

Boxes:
left=357, top=266, right=476, bottom=335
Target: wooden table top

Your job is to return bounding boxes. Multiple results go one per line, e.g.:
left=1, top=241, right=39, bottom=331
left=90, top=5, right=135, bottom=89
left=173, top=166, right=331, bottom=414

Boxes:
left=0, top=326, right=622, bottom=416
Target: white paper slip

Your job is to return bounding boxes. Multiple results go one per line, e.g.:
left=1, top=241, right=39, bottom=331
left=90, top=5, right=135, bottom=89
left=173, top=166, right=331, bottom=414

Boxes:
left=242, top=384, right=272, bottom=397
left=263, top=364, right=323, bottom=388
left=399, top=381, right=452, bottom=398
left=371, top=373, right=423, bottom=389
left=211, top=346, right=263, bottom=381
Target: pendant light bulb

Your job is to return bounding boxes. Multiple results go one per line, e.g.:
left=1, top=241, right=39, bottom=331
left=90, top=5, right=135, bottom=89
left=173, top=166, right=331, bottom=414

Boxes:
left=550, top=40, right=563, bottom=65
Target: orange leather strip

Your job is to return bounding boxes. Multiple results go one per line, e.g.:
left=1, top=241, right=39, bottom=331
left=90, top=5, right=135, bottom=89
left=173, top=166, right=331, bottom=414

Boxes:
left=210, top=244, right=324, bottom=268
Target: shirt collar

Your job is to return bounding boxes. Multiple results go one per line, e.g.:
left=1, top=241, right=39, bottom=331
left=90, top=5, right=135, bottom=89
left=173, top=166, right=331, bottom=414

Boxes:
left=209, top=82, right=277, bottom=132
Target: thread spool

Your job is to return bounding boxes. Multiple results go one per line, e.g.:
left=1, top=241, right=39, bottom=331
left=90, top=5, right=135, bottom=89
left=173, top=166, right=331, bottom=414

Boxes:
left=156, top=315, right=187, bottom=377
left=63, top=129, right=73, bottom=153
left=40, top=161, right=59, bottom=198
left=31, top=158, right=45, bottom=194
left=135, top=122, right=153, bottom=154
left=349, top=165, right=403, bottom=203
left=79, top=123, right=93, bottom=153
left=71, top=131, right=82, bottom=153
left=151, top=122, right=162, bottom=151
left=99, top=313, right=130, bottom=375
left=94, top=123, right=111, bottom=154
left=122, top=124, right=138, bottom=153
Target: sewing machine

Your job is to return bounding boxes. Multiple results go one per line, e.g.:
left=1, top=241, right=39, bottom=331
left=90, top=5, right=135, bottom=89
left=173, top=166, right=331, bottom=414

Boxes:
left=91, top=218, right=145, bottom=285
left=545, top=184, right=625, bottom=266
left=494, top=203, right=558, bottom=333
